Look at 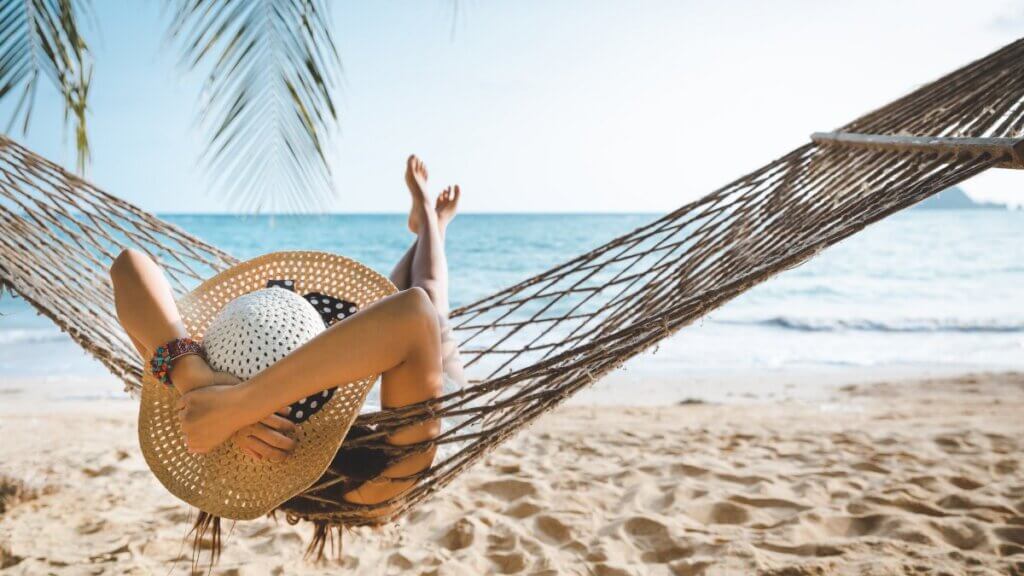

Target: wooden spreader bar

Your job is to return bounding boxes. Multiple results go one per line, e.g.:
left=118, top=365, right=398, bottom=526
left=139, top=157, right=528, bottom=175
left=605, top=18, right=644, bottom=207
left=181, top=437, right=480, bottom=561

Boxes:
left=812, top=131, right=1024, bottom=169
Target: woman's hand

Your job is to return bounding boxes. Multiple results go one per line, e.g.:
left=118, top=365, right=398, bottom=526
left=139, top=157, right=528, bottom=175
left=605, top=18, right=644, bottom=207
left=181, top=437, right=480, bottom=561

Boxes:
left=178, top=383, right=250, bottom=453
left=233, top=410, right=297, bottom=462
left=177, top=374, right=298, bottom=459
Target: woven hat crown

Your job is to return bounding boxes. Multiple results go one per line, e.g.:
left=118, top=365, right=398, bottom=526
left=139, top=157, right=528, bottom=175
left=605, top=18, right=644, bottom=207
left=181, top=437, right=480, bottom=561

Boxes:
left=204, top=287, right=324, bottom=380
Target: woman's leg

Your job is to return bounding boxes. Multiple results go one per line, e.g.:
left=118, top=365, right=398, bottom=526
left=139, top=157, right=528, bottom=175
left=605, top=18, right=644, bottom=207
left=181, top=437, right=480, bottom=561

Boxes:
left=390, top=162, right=460, bottom=295
left=404, top=162, right=450, bottom=318
left=388, top=240, right=416, bottom=290
left=349, top=158, right=463, bottom=505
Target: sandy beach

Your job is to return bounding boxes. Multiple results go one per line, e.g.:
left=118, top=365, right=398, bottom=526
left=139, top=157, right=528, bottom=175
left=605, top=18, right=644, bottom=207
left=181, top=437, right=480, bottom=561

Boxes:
left=1, top=371, right=1022, bottom=575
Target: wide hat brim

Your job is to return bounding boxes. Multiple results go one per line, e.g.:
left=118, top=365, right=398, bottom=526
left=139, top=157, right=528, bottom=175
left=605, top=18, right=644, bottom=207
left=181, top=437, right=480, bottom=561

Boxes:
left=138, top=251, right=396, bottom=520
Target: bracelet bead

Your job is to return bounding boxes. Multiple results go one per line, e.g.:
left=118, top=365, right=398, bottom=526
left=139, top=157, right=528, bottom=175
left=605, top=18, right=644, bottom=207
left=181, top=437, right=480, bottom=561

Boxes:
left=150, top=337, right=204, bottom=386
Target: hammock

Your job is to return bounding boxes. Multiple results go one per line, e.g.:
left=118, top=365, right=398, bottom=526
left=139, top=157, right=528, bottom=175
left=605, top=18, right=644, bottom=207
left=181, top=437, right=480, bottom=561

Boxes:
left=2, top=38, right=1023, bottom=533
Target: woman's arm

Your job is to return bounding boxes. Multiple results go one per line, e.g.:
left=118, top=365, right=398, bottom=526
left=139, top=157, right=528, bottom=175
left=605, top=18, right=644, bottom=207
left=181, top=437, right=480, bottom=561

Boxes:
left=110, top=249, right=297, bottom=461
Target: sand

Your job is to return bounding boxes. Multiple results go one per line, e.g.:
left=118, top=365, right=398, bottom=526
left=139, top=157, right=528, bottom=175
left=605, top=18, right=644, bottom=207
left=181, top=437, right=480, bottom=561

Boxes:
left=1, top=372, right=1022, bottom=575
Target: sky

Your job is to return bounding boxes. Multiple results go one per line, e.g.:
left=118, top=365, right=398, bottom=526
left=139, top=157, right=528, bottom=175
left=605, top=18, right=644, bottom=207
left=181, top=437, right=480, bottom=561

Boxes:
left=2, top=0, right=1023, bottom=213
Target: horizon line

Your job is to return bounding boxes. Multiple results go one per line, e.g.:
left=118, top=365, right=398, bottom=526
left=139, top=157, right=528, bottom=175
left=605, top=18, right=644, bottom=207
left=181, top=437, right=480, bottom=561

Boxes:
left=156, top=211, right=666, bottom=216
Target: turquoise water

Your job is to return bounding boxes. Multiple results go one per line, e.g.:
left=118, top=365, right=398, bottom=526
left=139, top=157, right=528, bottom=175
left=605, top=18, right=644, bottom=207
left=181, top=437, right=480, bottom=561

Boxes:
left=1, top=211, right=1022, bottom=399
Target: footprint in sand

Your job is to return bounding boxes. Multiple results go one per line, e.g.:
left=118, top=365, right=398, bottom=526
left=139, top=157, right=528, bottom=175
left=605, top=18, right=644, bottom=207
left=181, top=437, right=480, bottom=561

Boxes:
left=933, top=432, right=986, bottom=455
left=157, top=506, right=190, bottom=524
left=993, top=458, right=1018, bottom=475
left=822, top=513, right=889, bottom=537
left=504, top=500, right=542, bottom=519
left=669, top=558, right=714, bottom=576
left=480, top=479, right=537, bottom=501
left=850, top=460, right=890, bottom=474
left=620, top=516, right=692, bottom=563
left=863, top=495, right=948, bottom=517
left=387, top=552, right=415, bottom=571
left=652, top=491, right=678, bottom=510
left=670, top=463, right=710, bottom=478
left=82, top=464, right=117, bottom=477
left=688, top=501, right=751, bottom=525
left=754, top=541, right=845, bottom=557
left=997, top=542, right=1024, bottom=556
left=0, top=546, right=25, bottom=569
left=250, top=532, right=302, bottom=554
left=984, top=433, right=1016, bottom=454
left=488, top=551, right=527, bottom=574
left=936, top=493, right=1016, bottom=515
left=947, top=475, right=984, bottom=490
left=534, top=514, right=573, bottom=546
left=486, top=529, right=518, bottom=554
left=440, top=518, right=476, bottom=551
left=728, top=495, right=809, bottom=512
left=994, top=526, right=1024, bottom=547
left=135, top=537, right=189, bottom=561
left=931, top=518, right=988, bottom=550
left=714, top=471, right=770, bottom=486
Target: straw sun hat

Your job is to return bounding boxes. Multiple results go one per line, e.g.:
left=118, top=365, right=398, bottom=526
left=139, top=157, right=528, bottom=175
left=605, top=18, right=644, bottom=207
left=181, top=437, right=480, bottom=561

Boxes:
left=138, top=251, right=396, bottom=520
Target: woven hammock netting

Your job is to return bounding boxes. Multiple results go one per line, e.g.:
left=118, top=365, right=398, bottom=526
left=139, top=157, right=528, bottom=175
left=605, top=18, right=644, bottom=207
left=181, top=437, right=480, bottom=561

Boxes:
left=2, top=38, right=1023, bottom=529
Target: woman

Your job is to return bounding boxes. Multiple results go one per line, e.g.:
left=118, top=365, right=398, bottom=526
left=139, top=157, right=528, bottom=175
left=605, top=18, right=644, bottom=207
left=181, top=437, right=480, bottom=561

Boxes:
left=109, top=155, right=461, bottom=506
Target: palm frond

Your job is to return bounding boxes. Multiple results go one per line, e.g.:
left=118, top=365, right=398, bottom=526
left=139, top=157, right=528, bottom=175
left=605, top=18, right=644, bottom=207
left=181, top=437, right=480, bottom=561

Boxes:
left=0, top=0, right=92, bottom=172
left=167, top=0, right=341, bottom=213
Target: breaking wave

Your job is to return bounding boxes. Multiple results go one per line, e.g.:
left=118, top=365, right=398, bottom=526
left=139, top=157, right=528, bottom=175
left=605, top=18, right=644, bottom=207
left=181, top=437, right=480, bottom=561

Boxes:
left=719, top=316, right=1024, bottom=334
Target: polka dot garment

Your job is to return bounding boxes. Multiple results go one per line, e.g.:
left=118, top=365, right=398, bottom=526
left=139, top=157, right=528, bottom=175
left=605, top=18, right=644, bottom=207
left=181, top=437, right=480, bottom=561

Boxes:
left=268, top=280, right=360, bottom=422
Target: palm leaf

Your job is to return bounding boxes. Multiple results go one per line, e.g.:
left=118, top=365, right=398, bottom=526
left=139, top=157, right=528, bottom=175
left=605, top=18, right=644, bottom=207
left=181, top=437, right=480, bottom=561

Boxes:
left=167, top=0, right=340, bottom=212
left=0, top=0, right=92, bottom=172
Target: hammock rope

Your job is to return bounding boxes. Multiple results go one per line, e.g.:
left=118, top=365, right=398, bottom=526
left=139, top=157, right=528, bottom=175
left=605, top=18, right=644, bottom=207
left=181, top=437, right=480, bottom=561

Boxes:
left=1, top=37, right=1022, bottom=530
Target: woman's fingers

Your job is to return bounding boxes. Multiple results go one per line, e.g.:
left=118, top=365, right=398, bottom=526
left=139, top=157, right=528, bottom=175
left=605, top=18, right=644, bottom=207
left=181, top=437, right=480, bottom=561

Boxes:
left=175, top=386, right=296, bottom=459
left=248, top=436, right=289, bottom=462
left=236, top=434, right=284, bottom=461
left=261, top=413, right=296, bottom=434
left=233, top=430, right=263, bottom=460
left=232, top=423, right=297, bottom=462
left=251, top=423, right=297, bottom=452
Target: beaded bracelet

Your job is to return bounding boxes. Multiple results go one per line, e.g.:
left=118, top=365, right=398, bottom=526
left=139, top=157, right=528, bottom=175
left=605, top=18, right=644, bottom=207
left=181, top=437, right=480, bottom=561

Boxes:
left=150, top=337, right=204, bottom=386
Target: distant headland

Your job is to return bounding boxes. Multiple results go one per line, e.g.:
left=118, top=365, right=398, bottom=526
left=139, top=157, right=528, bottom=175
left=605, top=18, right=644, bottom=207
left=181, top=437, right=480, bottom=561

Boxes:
left=915, top=187, right=1009, bottom=210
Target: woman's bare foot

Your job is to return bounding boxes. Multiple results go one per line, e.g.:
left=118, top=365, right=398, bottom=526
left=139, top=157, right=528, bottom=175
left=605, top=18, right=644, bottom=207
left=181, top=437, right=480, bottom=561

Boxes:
left=405, top=155, right=431, bottom=234
left=435, top=185, right=460, bottom=233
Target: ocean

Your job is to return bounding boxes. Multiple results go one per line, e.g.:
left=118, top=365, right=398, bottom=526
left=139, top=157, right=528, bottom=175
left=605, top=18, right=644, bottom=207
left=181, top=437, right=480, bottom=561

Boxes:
left=1, top=211, right=1022, bottom=404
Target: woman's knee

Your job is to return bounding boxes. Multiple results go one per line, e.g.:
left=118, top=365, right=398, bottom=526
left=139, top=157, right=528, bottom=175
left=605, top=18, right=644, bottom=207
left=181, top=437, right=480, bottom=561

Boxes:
left=109, top=248, right=152, bottom=286
left=396, top=287, right=438, bottom=331
left=409, top=279, right=447, bottom=312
